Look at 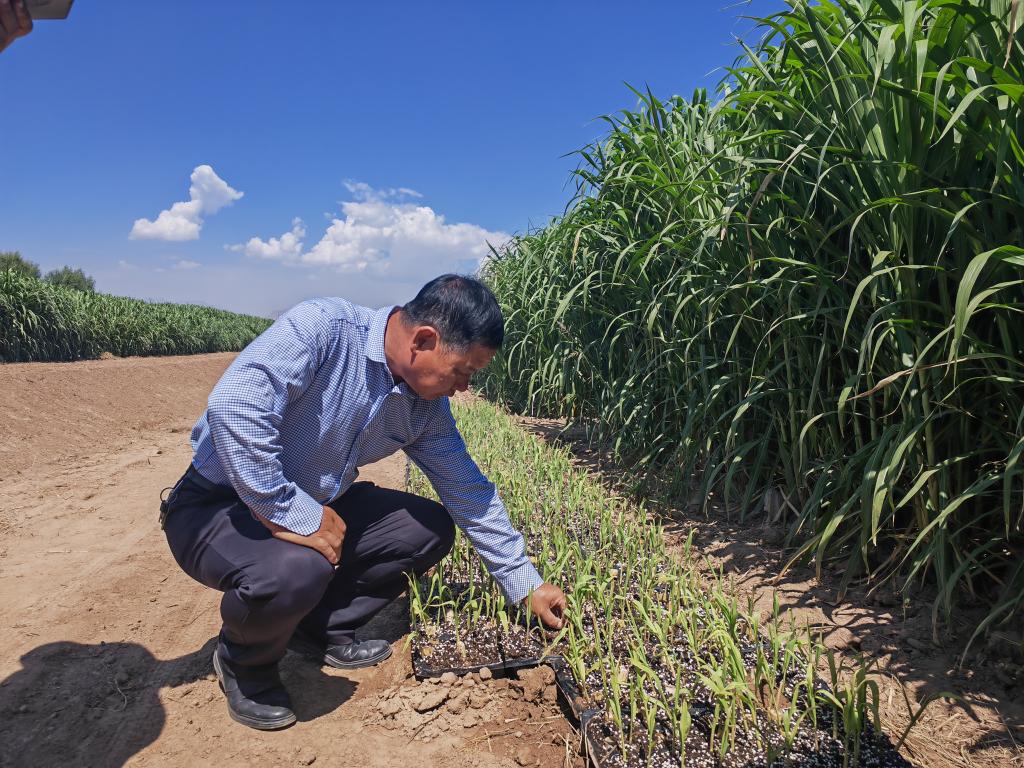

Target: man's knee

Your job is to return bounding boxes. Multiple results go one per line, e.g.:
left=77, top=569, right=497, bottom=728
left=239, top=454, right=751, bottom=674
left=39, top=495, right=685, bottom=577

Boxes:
left=242, top=545, right=334, bottom=615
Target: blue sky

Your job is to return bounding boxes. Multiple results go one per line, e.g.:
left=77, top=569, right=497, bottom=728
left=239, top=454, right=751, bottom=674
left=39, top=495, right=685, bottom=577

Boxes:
left=2, top=0, right=782, bottom=317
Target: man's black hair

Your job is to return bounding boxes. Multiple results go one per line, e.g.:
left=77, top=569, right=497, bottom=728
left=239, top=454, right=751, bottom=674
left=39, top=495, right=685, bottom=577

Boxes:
left=402, top=274, right=504, bottom=351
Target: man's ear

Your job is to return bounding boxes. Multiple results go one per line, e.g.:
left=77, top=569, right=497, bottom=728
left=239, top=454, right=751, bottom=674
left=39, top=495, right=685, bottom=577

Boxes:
left=411, top=326, right=440, bottom=353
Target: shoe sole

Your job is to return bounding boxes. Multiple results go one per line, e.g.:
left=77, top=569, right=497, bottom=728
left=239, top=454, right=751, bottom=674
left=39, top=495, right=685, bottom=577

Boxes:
left=212, top=651, right=297, bottom=730
left=288, top=635, right=393, bottom=670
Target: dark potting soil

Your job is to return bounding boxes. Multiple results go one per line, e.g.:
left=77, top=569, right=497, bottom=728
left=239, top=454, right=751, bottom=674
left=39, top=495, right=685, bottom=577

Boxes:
left=413, top=620, right=545, bottom=673
left=414, top=623, right=502, bottom=670
left=584, top=710, right=912, bottom=768
left=568, top=603, right=913, bottom=768
left=502, top=622, right=548, bottom=659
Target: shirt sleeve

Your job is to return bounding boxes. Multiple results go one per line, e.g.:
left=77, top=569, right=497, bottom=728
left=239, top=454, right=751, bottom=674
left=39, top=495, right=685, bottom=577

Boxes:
left=404, top=399, right=543, bottom=604
left=205, top=300, right=334, bottom=535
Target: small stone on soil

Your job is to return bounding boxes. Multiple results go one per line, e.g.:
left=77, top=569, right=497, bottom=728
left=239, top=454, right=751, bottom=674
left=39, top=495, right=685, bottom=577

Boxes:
left=296, top=747, right=317, bottom=766
left=479, top=666, right=493, bottom=680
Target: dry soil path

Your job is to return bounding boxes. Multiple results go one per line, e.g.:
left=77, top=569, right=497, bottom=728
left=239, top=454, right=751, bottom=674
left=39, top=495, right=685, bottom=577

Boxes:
left=0, top=353, right=578, bottom=768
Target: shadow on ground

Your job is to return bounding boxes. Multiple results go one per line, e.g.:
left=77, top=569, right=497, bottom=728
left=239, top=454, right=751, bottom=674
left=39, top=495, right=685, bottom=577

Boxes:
left=0, top=635, right=360, bottom=768
left=358, top=594, right=411, bottom=646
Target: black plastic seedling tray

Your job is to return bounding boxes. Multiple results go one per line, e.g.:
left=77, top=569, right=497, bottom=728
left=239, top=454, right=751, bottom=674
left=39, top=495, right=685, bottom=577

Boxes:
left=412, top=651, right=553, bottom=680
left=550, top=657, right=603, bottom=766
left=581, top=713, right=603, bottom=768
left=548, top=655, right=596, bottom=723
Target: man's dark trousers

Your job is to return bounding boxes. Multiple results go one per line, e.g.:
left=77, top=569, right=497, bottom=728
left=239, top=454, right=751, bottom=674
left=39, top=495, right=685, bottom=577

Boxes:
left=162, top=467, right=456, bottom=668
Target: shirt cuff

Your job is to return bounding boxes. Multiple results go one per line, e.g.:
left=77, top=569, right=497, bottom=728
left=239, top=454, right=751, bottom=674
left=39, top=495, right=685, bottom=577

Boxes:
left=253, top=488, right=324, bottom=535
left=497, top=558, right=545, bottom=605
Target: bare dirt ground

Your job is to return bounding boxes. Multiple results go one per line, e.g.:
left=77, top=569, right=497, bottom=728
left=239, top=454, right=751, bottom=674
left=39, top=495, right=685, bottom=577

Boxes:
left=0, top=354, right=581, bottom=768
left=517, top=418, right=1024, bottom=768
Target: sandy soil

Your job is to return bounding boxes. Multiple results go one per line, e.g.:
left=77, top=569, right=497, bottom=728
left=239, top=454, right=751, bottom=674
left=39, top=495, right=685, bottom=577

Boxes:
left=517, top=418, right=1024, bottom=768
left=0, top=354, right=581, bottom=768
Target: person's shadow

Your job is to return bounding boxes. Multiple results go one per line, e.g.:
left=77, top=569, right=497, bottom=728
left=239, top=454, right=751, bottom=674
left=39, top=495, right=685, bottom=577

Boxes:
left=0, top=638, right=358, bottom=768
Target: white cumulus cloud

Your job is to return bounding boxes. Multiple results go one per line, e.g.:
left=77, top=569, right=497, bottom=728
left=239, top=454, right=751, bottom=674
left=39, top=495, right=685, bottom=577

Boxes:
left=226, top=217, right=306, bottom=261
left=223, top=182, right=510, bottom=300
left=130, top=165, right=243, bottom=241
left=265, top=182, right=508, bottom=281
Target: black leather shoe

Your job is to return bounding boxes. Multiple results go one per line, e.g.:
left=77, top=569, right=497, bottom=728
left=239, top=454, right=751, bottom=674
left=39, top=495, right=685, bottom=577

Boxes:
left=288, top=628, right=393, bottom=669
left=212, top=650, right=296, bottom=730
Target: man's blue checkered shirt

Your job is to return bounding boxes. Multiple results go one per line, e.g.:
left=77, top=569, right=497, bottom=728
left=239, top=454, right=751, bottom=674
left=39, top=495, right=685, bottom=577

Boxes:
left=189, top=298, right=543, bottom=604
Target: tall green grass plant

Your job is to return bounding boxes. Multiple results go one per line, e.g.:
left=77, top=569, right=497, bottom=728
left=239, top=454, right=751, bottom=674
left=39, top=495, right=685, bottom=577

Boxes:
left=483, top=0, right=1024, bottom=639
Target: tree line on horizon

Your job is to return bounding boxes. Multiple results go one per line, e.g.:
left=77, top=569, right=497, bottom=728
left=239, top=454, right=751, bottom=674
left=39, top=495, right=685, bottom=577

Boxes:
left=1, top=250, right=96, bottom=293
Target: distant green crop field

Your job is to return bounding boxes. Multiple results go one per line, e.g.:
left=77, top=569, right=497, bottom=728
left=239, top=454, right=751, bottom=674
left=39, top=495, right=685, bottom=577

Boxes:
left=0, top=270, right=272, bottom=362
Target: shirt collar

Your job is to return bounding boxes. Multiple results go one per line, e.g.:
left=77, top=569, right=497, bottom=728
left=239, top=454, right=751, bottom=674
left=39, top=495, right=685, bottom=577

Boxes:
left=367, top=305, right=418, bottom=399
left=366, top=305, right=398, bottom=365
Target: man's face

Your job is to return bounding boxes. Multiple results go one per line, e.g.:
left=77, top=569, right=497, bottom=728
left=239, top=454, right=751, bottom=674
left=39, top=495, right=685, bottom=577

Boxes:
left=405, top=329, right=496, bottom=400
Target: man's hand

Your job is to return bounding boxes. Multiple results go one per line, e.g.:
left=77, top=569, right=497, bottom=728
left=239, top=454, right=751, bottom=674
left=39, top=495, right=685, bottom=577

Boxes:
left=257, top=505, right=347, bottom=565
left=0, top=0, right=32, bottom=54
left=524, top=582, right=567, bottom=630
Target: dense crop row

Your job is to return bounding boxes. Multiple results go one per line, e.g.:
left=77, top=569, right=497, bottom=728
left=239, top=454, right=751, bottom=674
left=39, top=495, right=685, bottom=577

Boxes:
left=482, top=0, right=1024, bottom=638
left=0, top=270, right=271, bottom=362
left=409, top=400, right=910, bottom=767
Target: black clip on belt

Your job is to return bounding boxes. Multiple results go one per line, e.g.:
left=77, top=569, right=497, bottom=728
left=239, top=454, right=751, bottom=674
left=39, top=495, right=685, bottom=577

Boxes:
left=159, top=465, right=216, bottom=529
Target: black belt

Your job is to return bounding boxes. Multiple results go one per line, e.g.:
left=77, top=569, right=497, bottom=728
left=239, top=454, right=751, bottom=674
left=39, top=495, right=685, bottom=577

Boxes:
left=159, top=464, right=230, bottom=529
left=184, top=463, right=221, bottom=492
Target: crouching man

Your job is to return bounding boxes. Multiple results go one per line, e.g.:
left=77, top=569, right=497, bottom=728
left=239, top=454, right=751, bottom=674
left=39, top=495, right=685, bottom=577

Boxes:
left=160, top=274, right=566, bottom=729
